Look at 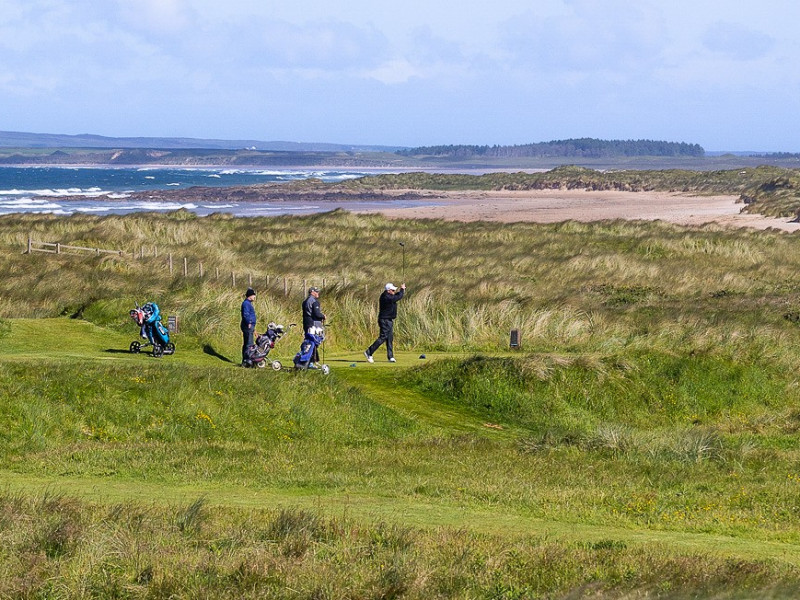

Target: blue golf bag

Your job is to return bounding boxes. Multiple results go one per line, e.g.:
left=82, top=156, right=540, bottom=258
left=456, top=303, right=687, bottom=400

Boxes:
left=129, top=301, right=175, bottom=357
left=142, top=302, right=170, bottom=346
left=293, top=326, right=329, bottom=373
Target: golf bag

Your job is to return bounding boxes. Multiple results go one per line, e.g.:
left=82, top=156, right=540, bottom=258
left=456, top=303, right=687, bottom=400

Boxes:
left=243, top=322, right=290, bottom=369
left=293, top=326, right=329, bottom=373
left=129, top=302, right=175, bottom=357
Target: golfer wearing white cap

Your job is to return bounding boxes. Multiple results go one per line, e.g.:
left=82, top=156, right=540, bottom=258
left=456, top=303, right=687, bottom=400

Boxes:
left=365, top=282, right=406, bottom=363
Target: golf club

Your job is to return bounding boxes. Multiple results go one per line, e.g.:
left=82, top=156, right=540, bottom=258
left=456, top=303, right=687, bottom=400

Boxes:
left=399, top=242, right=405, bottom=281
left=321, top=320, right=332, bottom=374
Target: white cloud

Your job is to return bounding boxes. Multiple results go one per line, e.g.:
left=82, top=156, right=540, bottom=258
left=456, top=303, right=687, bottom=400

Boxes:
left=253, top=20, right=388, bottom=69
left=363, top=59, right=421, bottom=85
left=702, top=22, right=774, bottom=61
left=507, top=2, right=660, bottom=68
left=113, top=0, right=193, bottom=35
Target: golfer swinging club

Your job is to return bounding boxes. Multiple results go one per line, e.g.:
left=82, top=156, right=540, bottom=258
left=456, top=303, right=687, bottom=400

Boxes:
left=364, top=282, right=406, bottom=363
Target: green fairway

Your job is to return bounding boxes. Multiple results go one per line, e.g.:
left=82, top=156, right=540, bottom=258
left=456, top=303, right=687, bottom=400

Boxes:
left=1, top=318, right=799, bottom=565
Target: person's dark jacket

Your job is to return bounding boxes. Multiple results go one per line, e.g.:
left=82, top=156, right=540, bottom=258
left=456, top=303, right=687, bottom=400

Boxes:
left=378, top=289, right=404, bottom=320
left=240, top=298, right=256, bottom=331
left=302, top=294, right=325, bottom=331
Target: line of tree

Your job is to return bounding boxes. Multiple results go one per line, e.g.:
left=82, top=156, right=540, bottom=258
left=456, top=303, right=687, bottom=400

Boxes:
left=396, top=138, right=705, bottom=159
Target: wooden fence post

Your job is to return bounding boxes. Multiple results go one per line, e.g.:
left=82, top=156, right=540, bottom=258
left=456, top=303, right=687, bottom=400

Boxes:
left=199, top=262, right=204, bottom=277
left=283, top=278, right=288, bottom=296
left=248, top=274, right=252, bottom=287
left=183, top=257, right=188, bottom=277
left=27, top=236, right=32, bottom=254
left=56, top=243, right=61, bottom=254
left=168, top=253, right=173, bottom=275
left=215, top=267, right=219, bottom=280
left=232, top=272, right=236, bottom=287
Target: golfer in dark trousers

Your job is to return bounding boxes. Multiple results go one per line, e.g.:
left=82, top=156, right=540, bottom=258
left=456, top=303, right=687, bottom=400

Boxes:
left=302, top=286, right=326, bottom=364
left=365, top=283, right=406, bottom=363
left=240, top=288, right=257, bottom=366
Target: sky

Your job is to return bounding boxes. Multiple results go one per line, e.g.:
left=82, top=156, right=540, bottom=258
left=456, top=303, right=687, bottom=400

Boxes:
left=1, top=0, right=798, bottom=151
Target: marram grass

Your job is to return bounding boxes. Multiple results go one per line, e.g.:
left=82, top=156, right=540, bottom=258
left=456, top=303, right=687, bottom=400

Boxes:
left=4, top=210, right=800, bottom=364
left=1, top=493, right=798, bottom=600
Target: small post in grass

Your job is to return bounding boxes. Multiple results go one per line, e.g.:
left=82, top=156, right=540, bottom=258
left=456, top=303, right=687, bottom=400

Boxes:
left=510, top=329, right=521, bottom=350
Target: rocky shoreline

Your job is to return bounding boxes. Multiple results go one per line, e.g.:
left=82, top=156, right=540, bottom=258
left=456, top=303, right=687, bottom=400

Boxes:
left=52, top=184, right=443, bottom=205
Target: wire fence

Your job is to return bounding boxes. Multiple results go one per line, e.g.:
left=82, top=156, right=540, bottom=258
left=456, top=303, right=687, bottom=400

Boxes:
left=25, top=237, right=350, bottom=297
left=26, top=237, right=125, bottom=257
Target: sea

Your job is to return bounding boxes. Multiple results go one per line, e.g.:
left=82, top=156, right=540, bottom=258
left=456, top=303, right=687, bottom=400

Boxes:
left=0, top=166, right=429, bottom=217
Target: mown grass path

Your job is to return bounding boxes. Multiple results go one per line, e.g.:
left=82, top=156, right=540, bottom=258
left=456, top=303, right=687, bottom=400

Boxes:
left=1, top=469, right=799, bottom=566
left=2, top=318, right=800, bottom=568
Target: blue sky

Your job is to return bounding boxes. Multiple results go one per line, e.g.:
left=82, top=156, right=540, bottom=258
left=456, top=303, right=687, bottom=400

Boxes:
left=1, top=0, right=798, bottom=151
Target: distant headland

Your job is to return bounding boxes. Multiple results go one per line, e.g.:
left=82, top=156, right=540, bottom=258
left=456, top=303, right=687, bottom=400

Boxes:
left=1, top=130, right=798, bottom=171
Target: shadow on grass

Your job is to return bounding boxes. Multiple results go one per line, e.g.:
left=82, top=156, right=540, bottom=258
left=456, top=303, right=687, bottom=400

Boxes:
left=203, top=345, right=235, bottom=363
left=328, top=358, right=366, bottom=363
left=104, top=349, right=134, bottom=354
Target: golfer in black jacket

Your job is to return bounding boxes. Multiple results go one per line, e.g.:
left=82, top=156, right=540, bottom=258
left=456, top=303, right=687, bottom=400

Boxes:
left=302, top=286, right=326, bottom=364
left=365, top=283, right=406, bottom=363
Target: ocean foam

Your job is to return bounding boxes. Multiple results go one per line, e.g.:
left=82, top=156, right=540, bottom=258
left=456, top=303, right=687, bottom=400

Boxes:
left=131, top=202, right=198, bottom=210
left=0, top=198, right=63, bottom=209
left=74, top=206, right=114, bottom=213
left=0, top=187, right=115, bottom=198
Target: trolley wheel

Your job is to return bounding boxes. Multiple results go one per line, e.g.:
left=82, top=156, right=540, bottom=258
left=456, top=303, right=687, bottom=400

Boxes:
left=321, top=364, right=330, bottom=375
left=256, top=360, right=266, bottom=368
left=152, top=344, right=164, bottom=358
left=129, top=341, right=141, bottom=354
left=271, top=360, right=282, bottom=371
left=165, top=343, right=175, bottom=355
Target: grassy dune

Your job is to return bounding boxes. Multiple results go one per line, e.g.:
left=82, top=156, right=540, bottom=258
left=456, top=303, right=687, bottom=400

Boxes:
left=2, top=210, right=800, bottom=597
left=3, top=209, right=800, bottom=360
left=342, top=165, right=800, bottom=218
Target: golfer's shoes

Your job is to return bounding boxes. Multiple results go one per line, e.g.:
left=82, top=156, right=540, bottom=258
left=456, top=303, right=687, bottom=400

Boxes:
left=389, top=357, right=396, bottom=363
left=364, top=351, right=374, bottom=363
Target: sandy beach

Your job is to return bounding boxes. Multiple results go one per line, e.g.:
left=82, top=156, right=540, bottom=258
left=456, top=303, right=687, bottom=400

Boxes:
left=356, top=189, right=800, bottom=232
